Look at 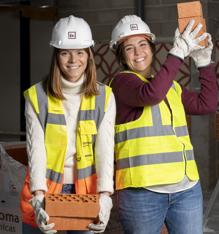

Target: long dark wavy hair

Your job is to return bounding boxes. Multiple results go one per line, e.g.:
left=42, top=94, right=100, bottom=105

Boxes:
left=115, top=35, right=156, bottom=71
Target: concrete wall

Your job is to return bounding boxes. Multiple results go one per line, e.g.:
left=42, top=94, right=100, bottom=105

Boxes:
left=30, top=19, right=54, bottom=84
left=55, top=0, right=219, bottom=42
left=56, top=0, right=135, bottom=43
left=0, top=9, right=54, bottom=140
left=0, top=11, right=20, bottom=135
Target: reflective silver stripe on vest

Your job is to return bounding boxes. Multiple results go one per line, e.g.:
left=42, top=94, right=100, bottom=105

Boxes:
left=77, top=165, right=96, bottom=179
left=185, top=150, right=194, bottom=160
left=79, top=109, right=96, bottom=121
left=151, top=105, right=162, bottom=126
left=46, top=168, right=63, bottom=183
left=35, top=82, right=66, bottom=128
left=36, top=82, right=48, bottom=129
left=174, top=126, right=189, bottom=137
left=115, top=125, right=189, bottom=143
left=95, top=85, right=106, bottom=128
left=115, top=99, right=190, bottom=143
left=116, top=152, right=184, bottom=170
left=47, top=113, right=66, bottom=125
left=78, top=84, right=106, bottom=128
left=115, top=125, right=174, bottom=143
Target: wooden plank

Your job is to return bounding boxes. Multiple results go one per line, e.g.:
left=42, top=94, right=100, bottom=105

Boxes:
left=0, top=4, right=57, bottom=20
left=3, top=143, right=28, bottom=166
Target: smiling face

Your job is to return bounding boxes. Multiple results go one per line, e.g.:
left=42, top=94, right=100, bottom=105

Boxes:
left=57, top=49, right=89, bottom=82
left=122, top=35, right=153, bottom=76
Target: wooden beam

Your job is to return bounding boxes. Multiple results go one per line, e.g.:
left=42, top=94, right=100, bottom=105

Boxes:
left=0, top=4, right=19, bottom=12
left=0, top=4, right=57, bottom=20
left=21, top=5, right=58, bottom=20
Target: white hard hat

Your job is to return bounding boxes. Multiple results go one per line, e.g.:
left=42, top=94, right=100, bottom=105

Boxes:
left=50, top=15, right=94, bottom=49
left=110, top=15, right=156, bottom=50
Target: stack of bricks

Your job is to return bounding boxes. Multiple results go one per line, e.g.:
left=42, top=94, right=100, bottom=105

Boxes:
left=177, top=1, right=207, bottom=47
left=45, top=194, right=99, bottom=230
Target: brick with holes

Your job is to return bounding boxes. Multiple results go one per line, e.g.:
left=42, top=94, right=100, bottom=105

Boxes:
left=45, top=194, right=100, bottom=230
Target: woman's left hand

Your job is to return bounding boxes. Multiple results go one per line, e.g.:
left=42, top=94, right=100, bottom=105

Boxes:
left=88, top=193, right=113, bottom=233
left=189, top=33, right=213, bottom=68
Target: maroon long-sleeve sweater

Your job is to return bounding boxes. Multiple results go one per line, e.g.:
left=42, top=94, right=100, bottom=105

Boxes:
left=111, top=55, right=218, bottom=124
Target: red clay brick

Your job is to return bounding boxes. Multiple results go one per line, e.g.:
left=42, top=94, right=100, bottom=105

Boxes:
left=45, top=194, right=100, bottom=230
left=177, top=1, right=203, bottom=18
left=177, top=1, right=207, bottom=47
left=178, top=17, right=207, bottom=47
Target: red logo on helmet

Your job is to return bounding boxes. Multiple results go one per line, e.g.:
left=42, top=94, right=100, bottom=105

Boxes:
left=130, top=24, right=138, bottom=31
left=68, top=32, right=76, bottom=39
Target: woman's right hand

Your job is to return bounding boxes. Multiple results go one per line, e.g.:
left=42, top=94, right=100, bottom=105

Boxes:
left=169, top=19, right=207, bottom=60
left=88, top=193, right=113, bottom=233
left=29, top=193, right=57, bottom=234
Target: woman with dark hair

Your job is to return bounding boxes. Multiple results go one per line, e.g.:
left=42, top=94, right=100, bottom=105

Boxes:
left=20, top=15, right=116, bottom=234
left=109, top=15, right=217, bottom=234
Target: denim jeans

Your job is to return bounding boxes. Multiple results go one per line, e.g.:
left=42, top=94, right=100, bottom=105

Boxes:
left=117, top=182, right=203, bottom=234
left=22, top=184, right=93, bottom=234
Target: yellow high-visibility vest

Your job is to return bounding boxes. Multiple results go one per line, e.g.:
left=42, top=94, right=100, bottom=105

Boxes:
left=20, top=81, right=112, bottom=226
left=114, top=71, right=199, bottom=190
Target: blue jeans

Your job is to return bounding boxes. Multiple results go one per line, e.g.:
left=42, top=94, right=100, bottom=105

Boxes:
left=117, top=182, right=203, bottom=234
left=22, top=184, right=93, bottom=234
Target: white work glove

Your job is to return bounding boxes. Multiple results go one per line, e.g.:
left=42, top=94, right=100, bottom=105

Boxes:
left=29, top=194, right=57, bottom=234
left=190, top=33, right=213, bottom=67
left=169, top=19, right=207, bottom=60
left=88, top=193, right=113, bottom=233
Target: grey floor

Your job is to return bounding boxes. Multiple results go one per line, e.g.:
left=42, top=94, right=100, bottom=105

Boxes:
left=204, top=186, right=219, bottom=234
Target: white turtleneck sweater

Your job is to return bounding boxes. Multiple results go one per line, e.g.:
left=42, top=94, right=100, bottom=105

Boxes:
left=25, top=75, right=116, bottom=194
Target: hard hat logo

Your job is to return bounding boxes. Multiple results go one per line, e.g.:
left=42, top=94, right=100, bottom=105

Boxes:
left=130, top=24, right=138, bottom=31
left=68, top=32, right=76, bottom=39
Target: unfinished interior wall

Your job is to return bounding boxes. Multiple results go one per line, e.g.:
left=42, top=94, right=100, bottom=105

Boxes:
left=0, top=11, right=20, bottom=138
